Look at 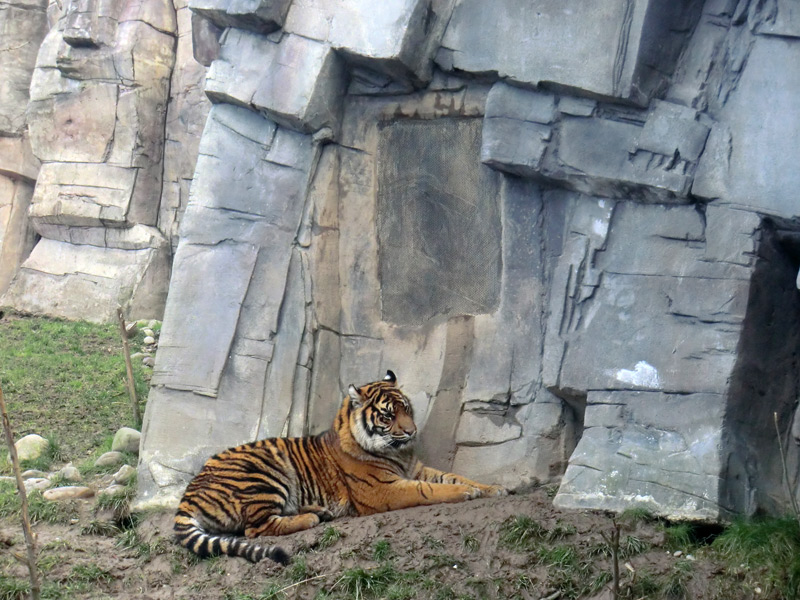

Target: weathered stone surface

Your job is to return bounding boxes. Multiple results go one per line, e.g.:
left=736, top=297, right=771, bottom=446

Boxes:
left=206, top=29, right=345, bottom=134
left=543, top=198, right=753, bottom=400
left=112, top=428, right=141, bottom=454
left=189, top=0, right=291, bottom=34
left=284, top=0, right=452, bottom=85
left=6, top=0, right=178, bottom=322
left=555, top=391, right=728, bottom=520
left=2, top=238, right=169, bottom=322
left=480, top=83, right=707, bottom=203
left=161, top=1, right=212, bottom=251
left=378, top=118, right=502, bottom=325
left=0, top=0, right=49, bottom=134
left=455, top=411, right=522, bottom=446
left=28, top=163, right=137, bottom=228
left=439, top=0, right=702, bottom=105
left=693, top=36, right=800, bottom=218
left=0, top=177, right=36, bottom=295
left=12, top=434, right=49, bottom=462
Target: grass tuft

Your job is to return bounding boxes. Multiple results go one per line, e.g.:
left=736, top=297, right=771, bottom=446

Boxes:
left=337, top=563, right=400, bottom=599
left=372, top=539, right=393, bottom=562
left=316, top=525, right=342, bottom=550
left=498, top=515, right=547, bottom=551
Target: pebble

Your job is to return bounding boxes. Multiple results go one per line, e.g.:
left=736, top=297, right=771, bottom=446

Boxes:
left=143, top=336, right=156, bottom=345
left=148, top=319, right=159, bottom=329
left=22, top=469, right=50, bottom=479
left=143, top=328, right=155, bottom=338
left=113, top=464, right=136, bottom=484
left=673, top=550, right=683, bottom=557
left=94, top=451, right=124, bottom=467
left=142, top=356, right=155, bottom=367
left=125, top=322, right=138, bottom=338
left=130, top=352, right=146, bottom=361
left=43, top=486, right=94, bottom=501
left=111, top=428, right=141, bottom=454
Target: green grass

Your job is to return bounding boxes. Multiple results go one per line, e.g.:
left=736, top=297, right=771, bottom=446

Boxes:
left=498, top=515, right=548, bottom=551
left=0, top=312, right=150, bottom=471
left=712, top=516, right=800, bottom=600
left=0, top=574, right=28, bottom=600
left=0, top=483, right=76, bottom=525
left=317, top=525, right=342, bottom=550
left=372, top=539, right=393, bottom=562
left=336, top=563, right=401, bottom=599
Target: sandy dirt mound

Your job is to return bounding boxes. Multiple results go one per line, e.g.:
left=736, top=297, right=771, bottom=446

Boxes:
left=1, top=488, right=731, bottom=599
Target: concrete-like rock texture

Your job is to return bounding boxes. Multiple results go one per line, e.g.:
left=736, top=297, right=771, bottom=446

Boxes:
left=2, top=0, right=800, bottom=522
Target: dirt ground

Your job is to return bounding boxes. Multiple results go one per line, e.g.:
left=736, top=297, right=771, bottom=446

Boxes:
left=0, top=486, right=744, bottom=600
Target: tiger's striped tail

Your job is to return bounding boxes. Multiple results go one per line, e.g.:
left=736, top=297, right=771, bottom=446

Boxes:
left=174, top=511, right=290, bottom=564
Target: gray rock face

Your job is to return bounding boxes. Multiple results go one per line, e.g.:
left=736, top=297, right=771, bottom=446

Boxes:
left=438, top=0, right=703, bottom=105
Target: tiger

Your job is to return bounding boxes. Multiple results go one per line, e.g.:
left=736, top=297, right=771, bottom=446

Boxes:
left=174, top=370, right=507, bottom=564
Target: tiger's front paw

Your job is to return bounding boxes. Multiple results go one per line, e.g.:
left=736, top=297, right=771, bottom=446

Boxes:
left=463, top=486, right=483, bottom=501
left=479, top=485, right=509, bottom=498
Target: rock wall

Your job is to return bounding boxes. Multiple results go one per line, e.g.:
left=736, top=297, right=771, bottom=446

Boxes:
left=0, top=0, right=210, bottom=320
left=3, top=0, right=800, bottom=521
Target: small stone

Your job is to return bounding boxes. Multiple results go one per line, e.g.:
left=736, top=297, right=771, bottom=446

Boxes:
left=94, top=451, right=124, bottom=467
left=125, top=322, right=138, bottom=338
left=113, top=464, right=136, bottom=485
left=58, top=465, right=82, bottom=482
left=148, top=319, right=159, bottom=329
left=755, top=587, right=762, bottom=594
left=130, top=352, right=146, bottom=361
left=99, top=484, right=127, bottom=497
left=673, top=550, right=683, bottom=557
left=143, top=328, right=155, bottom=338
left=143, top=336, right=156, bottom=345
left=12, top=434, right=49, bottom=462
left=686, top=554, right=695, bottom=561
left=112, top=428, right=141, bottom=454
left=22, top=469, right=50, bottom=479
left=43, top=486, right=94, bottom=501
left=142, top=356, right=155, bottom=368
left=24, top=478, right=52, bottom=492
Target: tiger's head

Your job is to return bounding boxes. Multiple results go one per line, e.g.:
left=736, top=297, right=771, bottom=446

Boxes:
left=346, top=370, right=417, bottom=454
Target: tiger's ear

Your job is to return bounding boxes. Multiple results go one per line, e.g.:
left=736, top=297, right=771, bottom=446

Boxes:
left=383, top=370, right=397, bottom=384
left=348, top=384, right=362, bottom=407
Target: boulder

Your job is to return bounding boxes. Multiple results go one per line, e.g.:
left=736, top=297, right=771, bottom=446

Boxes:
left=13, top=434, right=49, bottom=463
left=112, top=428, right=141, bottom=454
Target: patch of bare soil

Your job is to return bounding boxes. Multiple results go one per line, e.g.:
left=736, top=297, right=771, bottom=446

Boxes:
left=1, top=488, right=732, bottom=600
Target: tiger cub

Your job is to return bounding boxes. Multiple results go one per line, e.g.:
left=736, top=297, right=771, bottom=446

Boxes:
left=174, top=370, right=507, bottom=563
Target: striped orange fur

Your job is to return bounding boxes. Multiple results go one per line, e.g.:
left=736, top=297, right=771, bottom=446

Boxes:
left=174, top=371, right=507, bottom=563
